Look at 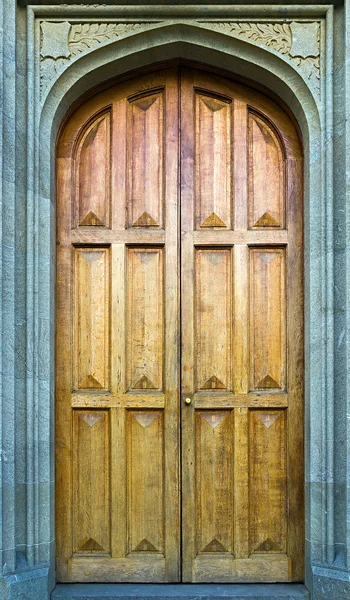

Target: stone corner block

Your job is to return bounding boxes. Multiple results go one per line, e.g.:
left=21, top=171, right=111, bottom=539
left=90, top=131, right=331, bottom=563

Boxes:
left=0, top=566, right=51, bottom=600
left=312, top=566, right=350, bottom=600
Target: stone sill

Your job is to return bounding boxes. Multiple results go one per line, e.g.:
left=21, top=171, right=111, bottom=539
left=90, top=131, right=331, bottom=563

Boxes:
left=52, top=583, right=310, bottom=600
left=17, top=0, right=343, bottom=6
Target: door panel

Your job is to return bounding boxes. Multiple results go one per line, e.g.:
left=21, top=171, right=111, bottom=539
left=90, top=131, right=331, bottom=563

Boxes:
left=73, top=410, right=110, bottom=554
left=127, top=410, right=164, bottom=554
left=250, top=247, right=286, bottom=391
left=249, top=409, right=287, bottom=555
left=195, top=93, right=232, bottom=229
left=180, top=69, right=303, bottom=583
left=73, top=247, right=110, bottom=391
left=195, top=248, right=232, bottom=391
left=248, top=111, right=285, bottom=229
left=127, top=247, right=164, bottom=391
left=127, top=91, right=164, bottom=228
left=74, top=110, right=111, bottom=228
left=196, top=410, right=234, bottom=554
left=56, top=66, right=303, bottom=584
left=56, top=69, right=180, bottom=583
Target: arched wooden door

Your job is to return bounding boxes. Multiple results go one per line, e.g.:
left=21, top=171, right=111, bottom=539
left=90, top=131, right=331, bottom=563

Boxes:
left=56, top=67, right=303, bottom=584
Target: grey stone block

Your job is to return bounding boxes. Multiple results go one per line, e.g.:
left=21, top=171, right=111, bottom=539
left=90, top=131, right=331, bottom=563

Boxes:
left=312, top=567, right=350, bottom=600
left=1, top=567, right=50, bottom=600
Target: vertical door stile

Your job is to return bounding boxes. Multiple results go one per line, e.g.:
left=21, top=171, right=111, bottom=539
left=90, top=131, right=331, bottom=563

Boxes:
left=285, top=157, right=304, bottom=580
left=110, top=242, right=126, bottom=395
left=111, top=242, right=126, bottom=558
left=233, top=99, right=249, bottom=560
left=56, top=156, right=74, bottom=583
left=233, top=407, right=249, bottom=558
left=233, top=99, right=248, bottom=232
left=233, top=98, right=249, bottom=395
left=110, top=96, right=127, bottom=560
left=180, top=68, right=196, bottom=582
left=113, top=96, right=127, bottom=233
left=163, top=68, right=181, bottom=582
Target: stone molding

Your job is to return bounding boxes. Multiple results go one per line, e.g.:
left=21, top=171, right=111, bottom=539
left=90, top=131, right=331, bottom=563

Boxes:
left=201, top=21, right=320, bottom=94
left=1, top=2, right=349, bottom=599
left=39, top=17, right=321, bottom=100
left=40, top=21, right=156, bottom=97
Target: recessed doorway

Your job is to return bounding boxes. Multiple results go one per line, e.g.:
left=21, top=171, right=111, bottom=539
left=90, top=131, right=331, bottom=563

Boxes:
left=56, top=66, right=303, bottom=584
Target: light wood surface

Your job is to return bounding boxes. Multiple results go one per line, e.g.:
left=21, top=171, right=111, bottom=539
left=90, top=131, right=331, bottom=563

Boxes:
left=250, top=248, right=286, bottom=391
left=75, top=111, right=111, bottom=228
left=195, top=93, right=231, bottom=229
left=73, top=411, right=110, bottom=553
left=180, top=68, right=303, bottom=583
left=56, top=66, right=303, bottom=584
left=73, top=248, right=110, bottom=391
left=127, top=91, right=164, bottom=228
left=248, top=112, right=285, bottom=229
left=127, top=248, right=163, bottom=391
left=56, top=69, right=180, bottom=583
left=195, top=249, right=232, bottom=391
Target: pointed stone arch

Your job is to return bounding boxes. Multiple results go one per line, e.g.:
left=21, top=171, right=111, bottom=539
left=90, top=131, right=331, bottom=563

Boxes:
left=27, top=11, right=332, bottom=598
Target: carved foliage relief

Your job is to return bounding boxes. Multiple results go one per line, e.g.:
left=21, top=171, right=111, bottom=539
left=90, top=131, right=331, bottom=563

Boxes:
left=40, top=19, right=321, bottom=100
left=40, top=21, right=154, bottom=97
left=203, top=22, right=320, bottom=94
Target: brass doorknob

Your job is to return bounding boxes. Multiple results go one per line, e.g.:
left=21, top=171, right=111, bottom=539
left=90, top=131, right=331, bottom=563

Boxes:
left=184, top=397, right=192, bottom=405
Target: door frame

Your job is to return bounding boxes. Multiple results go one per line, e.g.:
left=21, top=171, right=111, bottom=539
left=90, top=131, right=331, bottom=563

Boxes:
left=25, top=11, right=333, bottom=595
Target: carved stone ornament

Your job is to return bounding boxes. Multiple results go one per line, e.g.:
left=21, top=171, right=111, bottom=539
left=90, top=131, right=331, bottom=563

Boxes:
left=39, top=20, right=321, bottom=101
left=289, top=21, right=319, bottom=58
left=40, top=21, right=155, bottom=98
left=41, top=21, right=71, bottom=59
left=201, top=21, right=320, bottom=96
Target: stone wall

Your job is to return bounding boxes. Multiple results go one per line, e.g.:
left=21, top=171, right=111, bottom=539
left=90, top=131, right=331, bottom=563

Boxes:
left=0, top=2, right=349, bottom=598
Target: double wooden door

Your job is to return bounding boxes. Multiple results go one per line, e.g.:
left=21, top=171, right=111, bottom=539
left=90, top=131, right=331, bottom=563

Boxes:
left=56, top=67, right=303, bottom=584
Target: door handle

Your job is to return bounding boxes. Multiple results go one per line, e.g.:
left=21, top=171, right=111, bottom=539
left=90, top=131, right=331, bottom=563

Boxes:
left=184, top=397, right=192, bottom=405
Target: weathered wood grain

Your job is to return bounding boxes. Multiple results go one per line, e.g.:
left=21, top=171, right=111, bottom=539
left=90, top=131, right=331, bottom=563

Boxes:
left=57, top=66, right=303, bottom=584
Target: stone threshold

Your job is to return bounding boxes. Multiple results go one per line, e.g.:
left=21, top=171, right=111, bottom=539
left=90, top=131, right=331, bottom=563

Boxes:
left=52, top=583, right=310, bottom=600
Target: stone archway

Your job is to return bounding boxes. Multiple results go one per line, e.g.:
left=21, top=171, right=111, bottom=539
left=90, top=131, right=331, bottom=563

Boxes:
left=8, top=10, right=335, bottom=598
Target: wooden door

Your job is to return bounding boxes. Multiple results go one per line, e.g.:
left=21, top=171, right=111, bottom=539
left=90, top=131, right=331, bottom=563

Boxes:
left=56, top=69, right=180, bottom=583
left=56, top=66, right=303, bottom=584
left=181, top=69, right=303, bottom=582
